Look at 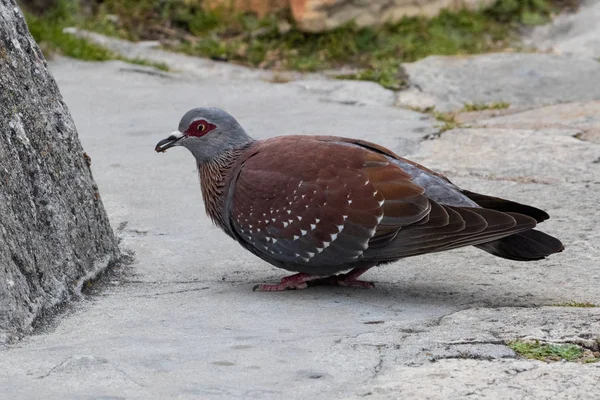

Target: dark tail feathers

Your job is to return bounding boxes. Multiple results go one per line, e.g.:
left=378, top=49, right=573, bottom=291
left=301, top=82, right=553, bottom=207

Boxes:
left=476, top=229, right=564, bottom=261
left=461, top=190, right=550, bottom=223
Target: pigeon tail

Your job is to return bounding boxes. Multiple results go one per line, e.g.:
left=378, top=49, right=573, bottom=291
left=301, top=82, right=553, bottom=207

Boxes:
left=475, top=229, right=564, bottom=261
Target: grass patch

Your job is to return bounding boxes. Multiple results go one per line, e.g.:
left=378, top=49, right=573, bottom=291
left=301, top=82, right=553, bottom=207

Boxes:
left=434, top=111, right=462, bottom=132
left=409, top=106, right=437, bottom=113
left=167, top=8, right=518, bottom=90
left=267, top=72, right=294, bottom=84
left=25, top=3, right=116, bottom=61
left=509, top=340, right=599, bottom=363
left=124, top=57, right=169, bottom=71
left=22, top=1, right=169, bottom=71
left=462, top=101, right=511, bottom=111
left=406, top=107, right=463, bottom=132
left=335, top=61, right=409, bottom=90
left=24, top=0, right=576, bottom=88
left=554, top=301, right=598, bottom=308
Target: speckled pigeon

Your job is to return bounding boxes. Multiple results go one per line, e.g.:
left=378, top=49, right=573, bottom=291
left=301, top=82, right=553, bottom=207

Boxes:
left=155, top=107, right=564, bottom=291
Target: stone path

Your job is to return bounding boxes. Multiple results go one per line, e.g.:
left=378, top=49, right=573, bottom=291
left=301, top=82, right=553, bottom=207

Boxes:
left=526, top=0, right=600, bottom=59
left=396, top=53, right=600, bottom=112
left=1, top=7, right=600, bottom=399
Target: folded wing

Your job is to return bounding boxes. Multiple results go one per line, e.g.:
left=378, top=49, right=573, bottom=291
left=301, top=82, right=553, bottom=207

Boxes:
left=228, top=136, right=553, bottom=269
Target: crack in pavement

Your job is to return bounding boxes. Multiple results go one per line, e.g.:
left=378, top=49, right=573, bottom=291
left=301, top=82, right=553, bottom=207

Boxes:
left=133, top=286, right=211, bottom=298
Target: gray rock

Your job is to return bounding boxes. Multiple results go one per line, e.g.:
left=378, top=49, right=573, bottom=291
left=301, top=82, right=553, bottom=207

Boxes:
left=411, top=127, right=599, bottom=183
left=356, top=358, right=600, bottom=399
left=456, top=101, right=600, bottom=143
left=397, top=53, right=600, bottom=112
left=526, top=0, right=600, bottom=59
left=354, top=307, right=600, bottom=398
left=0, top=1, right=119, bottom=343
left=288, top=79, right=396, bottom=107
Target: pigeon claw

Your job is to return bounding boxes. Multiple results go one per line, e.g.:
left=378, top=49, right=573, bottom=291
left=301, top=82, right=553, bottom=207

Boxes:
left=253, top=282, right=309, bottom=292
left=310, top=275, right=375, bottom=289
left=253, top=272, right=318, bottom=292
left=253, top=268, right=375, bottom=292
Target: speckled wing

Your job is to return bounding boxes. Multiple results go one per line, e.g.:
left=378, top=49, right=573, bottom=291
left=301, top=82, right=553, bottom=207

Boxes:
left=228, top=137, right=431, bottom=268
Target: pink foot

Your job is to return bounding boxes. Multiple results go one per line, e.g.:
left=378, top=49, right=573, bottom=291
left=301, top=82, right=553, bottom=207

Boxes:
left=312, top=268, right=375, bottom=289
left=253, top=268, right=374, bottom=292
left=336, top=278, right=375, bottom=289
left=253, top=273, right=314, bottom=292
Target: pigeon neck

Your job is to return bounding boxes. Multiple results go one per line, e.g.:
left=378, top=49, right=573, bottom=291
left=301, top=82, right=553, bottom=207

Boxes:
left=197, top=145, right=249, bottom=231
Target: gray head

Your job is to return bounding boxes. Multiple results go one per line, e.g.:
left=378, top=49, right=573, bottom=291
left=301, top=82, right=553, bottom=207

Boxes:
left=155, top=107, right=254, bottom=162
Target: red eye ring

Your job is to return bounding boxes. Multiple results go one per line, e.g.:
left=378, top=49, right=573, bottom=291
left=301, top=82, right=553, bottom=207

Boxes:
left=186, top=119, right=216, bottom=137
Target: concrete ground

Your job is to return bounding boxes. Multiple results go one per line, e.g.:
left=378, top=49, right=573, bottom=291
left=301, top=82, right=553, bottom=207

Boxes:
left=2, top=7, right=600, bottom=398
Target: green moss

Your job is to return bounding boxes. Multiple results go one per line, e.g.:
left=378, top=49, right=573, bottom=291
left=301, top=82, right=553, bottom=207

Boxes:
left=167, top=9, right=519, bottom=90
left=554, top=301, right=598, bottom=308
left=508, top=340, right=596, bottom=362
left=484, top=0, right=559, bottom=25
left=462, top=101, right=511, bottom=111
left=111, top=0, right=566, bottom=88
left=125, top=57, right=169, bottom=71
left=433, top=111, right=462, bottom=132
left=409, top=106, right=437, bottom=113
left=25, top=4, right=115, bottom=61
left=335, top=60, right=408, bottom=90
left=23, top=0, right=169, bottom=70
left=24, top=0, right=572, bottom=88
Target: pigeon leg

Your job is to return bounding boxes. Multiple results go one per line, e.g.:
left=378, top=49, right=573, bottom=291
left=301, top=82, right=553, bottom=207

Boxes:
left=337, top=267, right=375, bottom=288
left=253, top=268, right=375, bottom=292
left=253, top=273, right=320, bottom=292
left=312, top=267, right=375, bottom=289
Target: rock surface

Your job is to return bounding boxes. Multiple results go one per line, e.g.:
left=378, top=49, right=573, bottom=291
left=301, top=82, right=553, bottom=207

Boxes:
left=397, top=53, right=600, bottom=112
left=0, top=1, right=119, bottom=343
left=526, top=0, right=600, bottom=59
left=455, top=101, right=600, bottom=144
left=2, top=11, right=600, bottom=399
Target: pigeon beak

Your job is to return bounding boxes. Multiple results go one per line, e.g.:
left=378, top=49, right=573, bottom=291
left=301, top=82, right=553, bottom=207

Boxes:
left=155, top=131, right=184, bottom=153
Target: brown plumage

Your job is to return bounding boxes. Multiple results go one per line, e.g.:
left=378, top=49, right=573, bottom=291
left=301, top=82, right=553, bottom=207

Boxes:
left=198, top=147, right=250, bottom=231
left=156, top=107, right=564, bottom=291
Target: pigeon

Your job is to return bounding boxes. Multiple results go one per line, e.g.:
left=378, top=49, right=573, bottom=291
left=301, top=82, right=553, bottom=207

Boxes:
left=156, top=107, right=564, bottom=291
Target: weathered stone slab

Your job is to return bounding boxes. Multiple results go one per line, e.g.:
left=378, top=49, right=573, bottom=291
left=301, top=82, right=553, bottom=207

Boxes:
left=0, top=1, right=119, bottom=343
left=397, top=53, right=600, bottom=112
left=457, top=101, right=600, bottom=144
left=411, top=128, right=599, bottom=183
left=526, top=0, right=600, bottom=59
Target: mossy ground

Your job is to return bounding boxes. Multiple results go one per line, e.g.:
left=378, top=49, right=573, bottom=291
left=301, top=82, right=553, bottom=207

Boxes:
left=405, top=107, right=465, bottom=132
left=22, top=0, right=577, bottom=88
left=22, top=1, right=169, bottom=70
left=509, top=340, right=600, bottom=363
left=554, top=301, right=598, bottom=308
left=434, top=111, right=463, bottom=132
left=462, top=101, right=511, bottom=111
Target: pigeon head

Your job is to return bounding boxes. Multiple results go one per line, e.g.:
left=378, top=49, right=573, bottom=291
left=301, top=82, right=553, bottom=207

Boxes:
left=155, top=107, right=253, bottom=162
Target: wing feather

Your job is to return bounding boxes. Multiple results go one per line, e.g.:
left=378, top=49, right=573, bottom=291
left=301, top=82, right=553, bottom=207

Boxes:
left=228, top=136, right=542, bottom=270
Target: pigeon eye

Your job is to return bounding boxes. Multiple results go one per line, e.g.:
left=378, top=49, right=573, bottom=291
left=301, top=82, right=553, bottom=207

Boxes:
left=197, top=124, right=205, bottom=132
